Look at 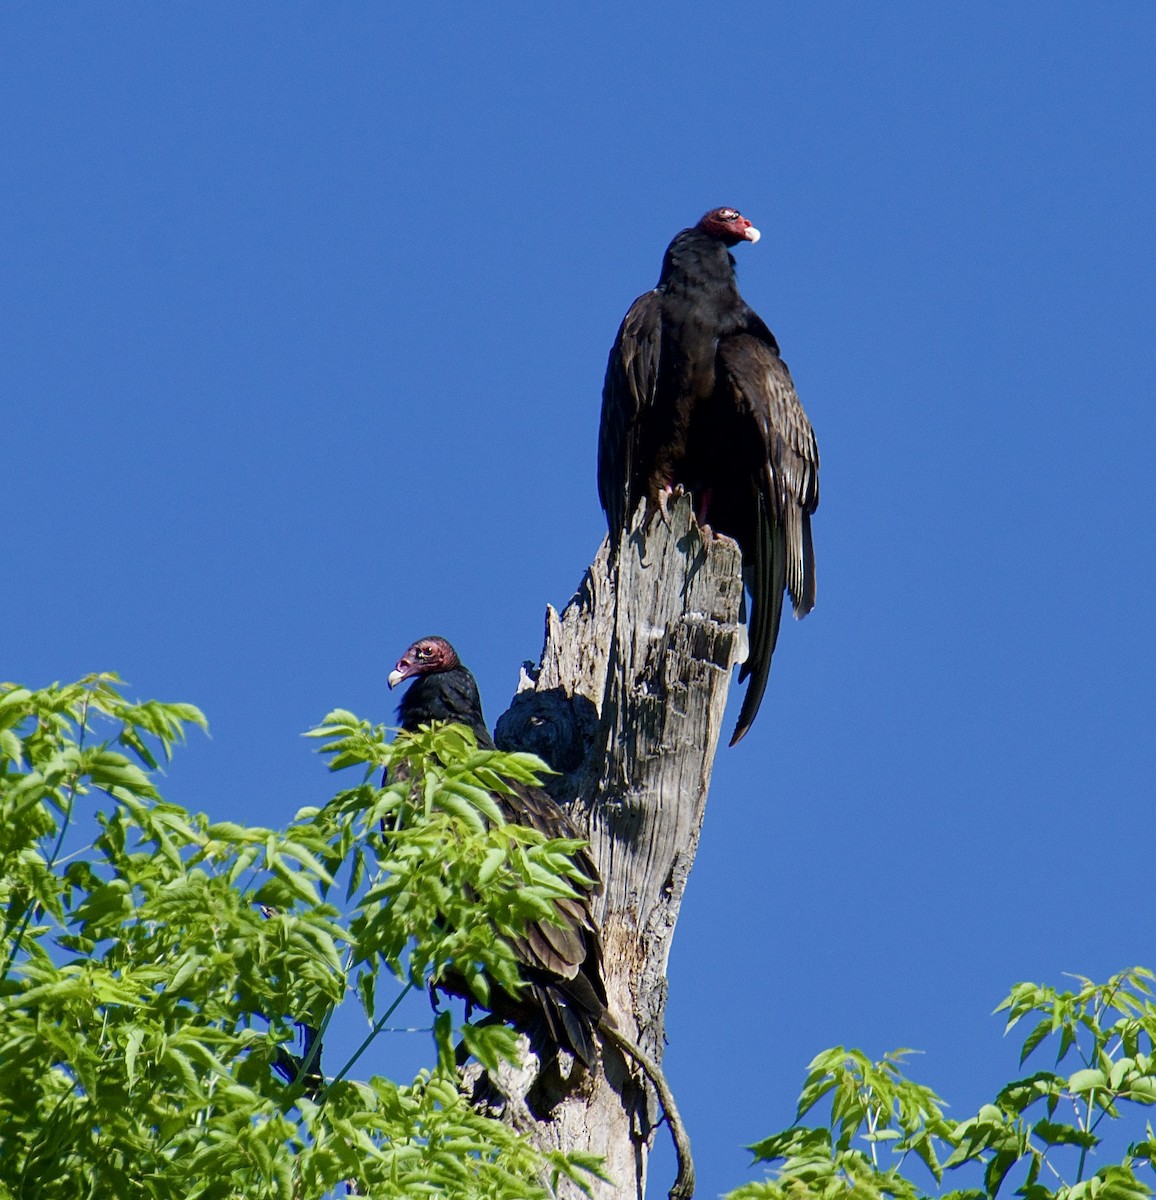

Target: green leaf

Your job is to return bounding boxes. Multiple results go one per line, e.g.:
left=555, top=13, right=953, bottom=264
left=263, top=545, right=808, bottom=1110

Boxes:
left=1070, top=1068, right=1108, bottom=1095
left=0, top=727, right=25, bottom=766
left=478, top=846, right=507, bottom=886
left=432, top=786, right=486, bottom=832
left=748, top=1126, right=832, bottom=1164
left=1033, top=1119, right=1098, bottom=1148
left=460, top=1022, right=521, bottom=1073
left=433, top=1010, right=456, bottom=1074
left=996, top=1071, right=1063, bottom=1115
left=984, top=1149, right=1021, bottom=1197
left=124, top=1025, right=145, bottom=1087
left=1020, top=1017, right=1054, bottom=1064
left=1111, top=1058, right=1137, bottom=1089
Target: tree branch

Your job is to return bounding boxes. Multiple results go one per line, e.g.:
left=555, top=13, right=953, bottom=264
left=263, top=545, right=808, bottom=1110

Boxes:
left=492, top=497, right=744, bottom=1199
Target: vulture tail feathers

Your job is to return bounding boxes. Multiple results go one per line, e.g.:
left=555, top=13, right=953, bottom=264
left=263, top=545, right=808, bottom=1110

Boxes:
left=558, top=1001, right=599, bottom=1071
left=731, top=488, right=786, bottom=746
left=532, top=977, right=606, bottom=1070
left=784, top=496, right=817, bottom=618
left=797, top=511, right=817, bottom=617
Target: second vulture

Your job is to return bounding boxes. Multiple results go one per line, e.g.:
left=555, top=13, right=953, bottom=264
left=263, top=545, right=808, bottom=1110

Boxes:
left=387, top=635, right=609, bottom=1069
left=598, top=206, right=820, bottom=745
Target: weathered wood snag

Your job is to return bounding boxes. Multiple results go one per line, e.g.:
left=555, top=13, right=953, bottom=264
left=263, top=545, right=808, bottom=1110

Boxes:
left=490, top=497, right=745, bottom=1200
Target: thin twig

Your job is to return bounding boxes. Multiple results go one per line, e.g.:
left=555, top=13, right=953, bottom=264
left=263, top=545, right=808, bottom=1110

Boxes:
left=320, top=982, right=416, bottom=1105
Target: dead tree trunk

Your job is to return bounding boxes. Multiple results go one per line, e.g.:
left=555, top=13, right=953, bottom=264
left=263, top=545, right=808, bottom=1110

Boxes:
left=490, top=498, right=745, bottom=1200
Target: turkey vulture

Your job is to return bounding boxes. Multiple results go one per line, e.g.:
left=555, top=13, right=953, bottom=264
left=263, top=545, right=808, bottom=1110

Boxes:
left=389, top=637, right=696, bottom=1195
left=598, top=207, right=819, bottom=746
left=387, top=635, right=609, bottom=1068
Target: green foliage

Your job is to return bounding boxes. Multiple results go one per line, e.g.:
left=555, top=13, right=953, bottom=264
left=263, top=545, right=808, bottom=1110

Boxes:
left=305, top=713, right=600, bottom=1014
left=0, top=674, right=601, bottom=1199
left=729, top=969, right=1156, bottom=1200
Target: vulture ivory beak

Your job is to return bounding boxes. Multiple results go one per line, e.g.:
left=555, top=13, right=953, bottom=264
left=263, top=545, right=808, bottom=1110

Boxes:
left=743, top=224, right=761, bottom=243
left=387, top=668, right=407, bottom=689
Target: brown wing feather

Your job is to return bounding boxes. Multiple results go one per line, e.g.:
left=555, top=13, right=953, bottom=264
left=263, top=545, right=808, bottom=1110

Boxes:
left=720, top=335, right=818, bottom=614
left=598, top=291, right=662, bottom=540
left=496, top=780, right=600, bottom=887
left=489, top=777, right=608, bottom=1063
left=501, top=780, right=601, bottom=981
left=720, top=336, right=819, bottom=744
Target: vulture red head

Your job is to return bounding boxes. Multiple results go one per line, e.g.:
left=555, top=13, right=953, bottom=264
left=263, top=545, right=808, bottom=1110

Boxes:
left=698, top=206, right=761, bottom=246
left=387, top=636, right=460, bottom=688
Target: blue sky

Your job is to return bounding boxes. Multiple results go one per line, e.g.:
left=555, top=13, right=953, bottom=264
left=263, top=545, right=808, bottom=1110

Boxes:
left=4, top=4, right=1155, bottom=1196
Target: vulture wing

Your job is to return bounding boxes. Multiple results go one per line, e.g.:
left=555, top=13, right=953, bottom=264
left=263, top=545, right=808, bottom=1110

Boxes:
left=719, top=334, right=819, bottom=745
left=488, top=774, right=605, bottom=1065
left=598, top=290, right=662, bottom=540
left=389, top=643, right=609, bottom=1066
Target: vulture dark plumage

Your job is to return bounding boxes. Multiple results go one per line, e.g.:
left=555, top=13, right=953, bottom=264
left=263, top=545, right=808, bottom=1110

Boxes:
left=598, top=206, right=819, bottom=746
left=387, top=635, right=609, bottom=1069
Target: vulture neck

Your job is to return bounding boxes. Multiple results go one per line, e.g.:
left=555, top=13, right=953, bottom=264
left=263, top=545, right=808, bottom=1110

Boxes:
left=658, top=228, right=743, bottom=309
left=397, top=666, right=495, bottom=748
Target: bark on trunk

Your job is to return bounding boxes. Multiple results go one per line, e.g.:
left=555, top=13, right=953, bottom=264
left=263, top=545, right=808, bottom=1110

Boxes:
left=488, top=498, right=744, bottom=1200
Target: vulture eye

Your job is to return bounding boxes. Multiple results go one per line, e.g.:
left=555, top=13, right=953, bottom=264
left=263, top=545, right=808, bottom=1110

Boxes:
left=720, top=210, right=738, bottom=220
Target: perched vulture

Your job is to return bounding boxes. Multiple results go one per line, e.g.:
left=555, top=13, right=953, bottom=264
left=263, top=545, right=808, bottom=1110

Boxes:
left=598, top=207, right=819, bottom=746
left=387, top=635, right=609, bottom=1068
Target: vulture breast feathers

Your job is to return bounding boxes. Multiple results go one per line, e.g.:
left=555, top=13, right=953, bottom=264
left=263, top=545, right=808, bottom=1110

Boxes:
left=597, top=207, right=819, bottom=745
left=387, top=635, right=609, bottom=1069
